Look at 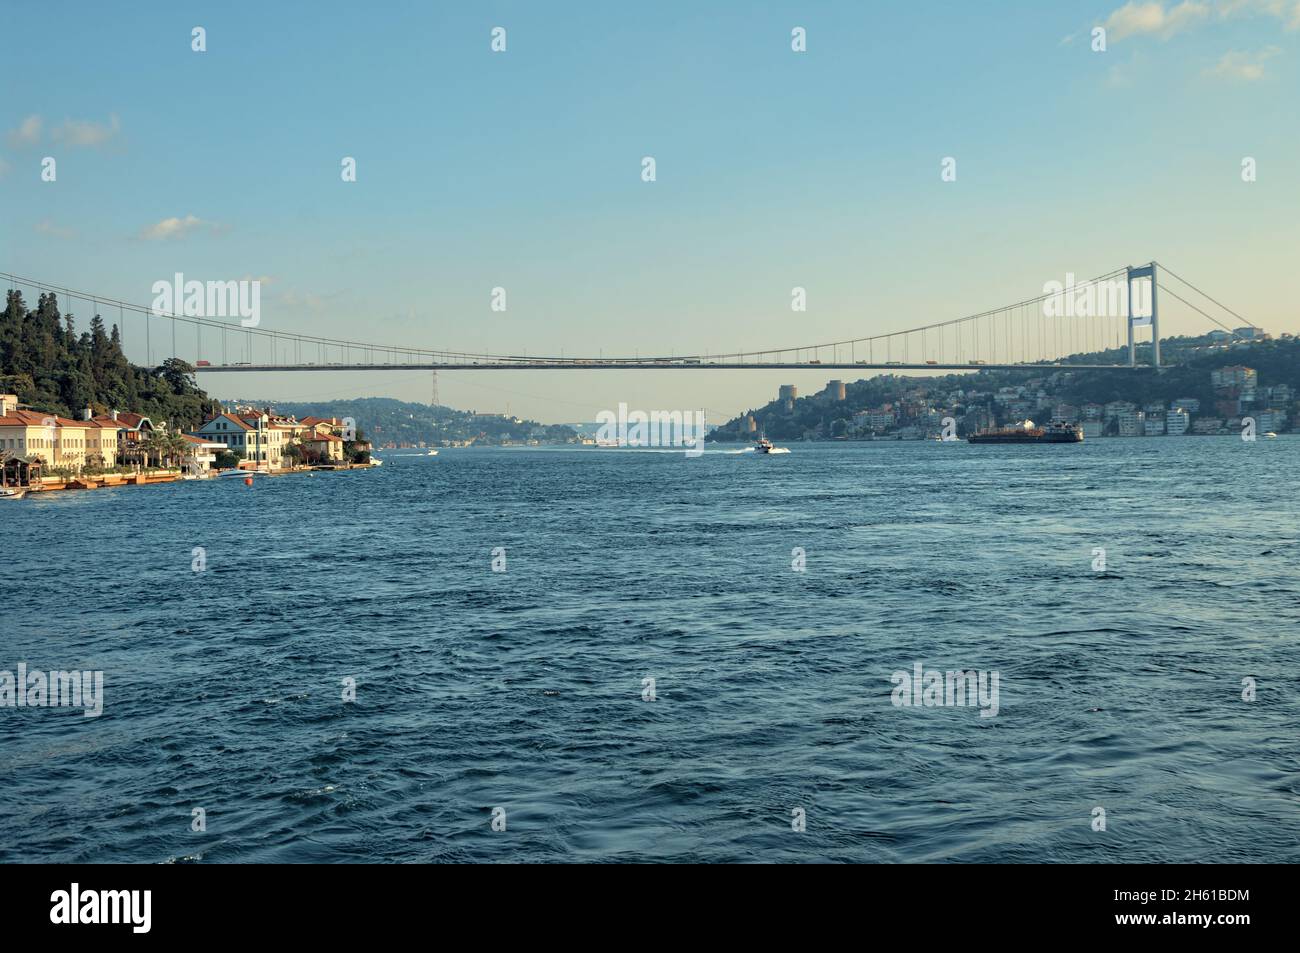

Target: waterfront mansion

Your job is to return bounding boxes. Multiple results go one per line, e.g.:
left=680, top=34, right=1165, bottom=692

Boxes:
left=0, top=393, right=144, bottom=470
left=2, top=395, right=354, bottom=474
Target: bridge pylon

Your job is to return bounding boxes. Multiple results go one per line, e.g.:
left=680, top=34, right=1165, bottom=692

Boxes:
left=1126, top=262, right=1159, bottom=368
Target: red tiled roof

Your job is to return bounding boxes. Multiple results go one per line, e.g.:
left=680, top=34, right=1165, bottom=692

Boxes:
left=302, top=432, right=344, bottom=442
left=201, top=413, right=254, bottom=432
left=0, top=411, right=88, bottom=428
left=92, top=414, right=148, bottom=432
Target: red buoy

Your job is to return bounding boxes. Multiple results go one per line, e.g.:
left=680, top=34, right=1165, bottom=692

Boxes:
left=244, top=477, right=253, bottom=486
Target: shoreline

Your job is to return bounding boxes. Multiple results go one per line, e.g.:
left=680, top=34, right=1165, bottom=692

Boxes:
left=15, top=461, right=381, bottom=495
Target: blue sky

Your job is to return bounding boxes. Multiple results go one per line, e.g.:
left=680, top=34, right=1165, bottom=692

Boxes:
left=2, top=1, right=1298, bottom=422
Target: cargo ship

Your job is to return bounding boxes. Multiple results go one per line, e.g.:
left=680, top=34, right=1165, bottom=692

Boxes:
left=967, top=418, right=1083, bottom=444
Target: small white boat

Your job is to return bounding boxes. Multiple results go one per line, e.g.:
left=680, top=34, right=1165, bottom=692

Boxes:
left=1265, top=432, right=1278, bottom=439
left=753, top=438, right=789, bottom=454
left=0, top=487, right=27, bottom=500
left=426, top=449, right=439, bottom=456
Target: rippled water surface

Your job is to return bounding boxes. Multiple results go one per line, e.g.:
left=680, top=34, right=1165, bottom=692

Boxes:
left=2, top=439, right=1298, bottom=862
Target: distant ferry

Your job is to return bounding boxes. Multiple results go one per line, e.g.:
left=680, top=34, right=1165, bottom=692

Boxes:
left=967, top=419, right=1083, bottom=444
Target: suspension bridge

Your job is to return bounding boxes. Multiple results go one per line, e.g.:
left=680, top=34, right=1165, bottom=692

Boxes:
left=1, top=262, right=1255, bottom=374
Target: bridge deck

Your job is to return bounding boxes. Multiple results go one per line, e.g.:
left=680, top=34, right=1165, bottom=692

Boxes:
left=195, top=361, right=1149, bottom=372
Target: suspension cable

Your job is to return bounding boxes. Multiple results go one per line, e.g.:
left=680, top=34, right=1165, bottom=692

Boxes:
left=1155, top=261, right=1259, bottom=333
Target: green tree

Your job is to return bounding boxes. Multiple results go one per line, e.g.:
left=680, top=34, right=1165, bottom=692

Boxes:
left=0, top=289, right=217, bottom=430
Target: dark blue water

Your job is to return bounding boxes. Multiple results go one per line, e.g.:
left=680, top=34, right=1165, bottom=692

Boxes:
left=2, top=439, right=1297, bottom=862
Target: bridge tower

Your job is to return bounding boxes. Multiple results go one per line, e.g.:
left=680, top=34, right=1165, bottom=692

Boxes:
left=1126, top=263, right=1159, bottom=367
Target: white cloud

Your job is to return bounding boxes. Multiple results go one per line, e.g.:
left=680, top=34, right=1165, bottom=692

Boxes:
left=1207, top=45, right=1282, bottom=78
left=34, top=220, right=78, bottom=240
left=0, top=156, right=10, bottom=178
left=1266, top=0, right=1300, bottom=28
left=1105, top=2, right=1211, bottom=40
left=1102, top=0, right=1300, bottom=41
left=6, top=113, right=122, bottom=148
left=273, top=286, right=350, bottom=314
left=1227, top=1, right=1300, bottom=29
left=138, top=214, right=224, bottom=241
left=1106, top=56, right=1139, bottom=86
left=52, top=113, right=120, bottom=148
left=6, top=115, right=42, bottom=148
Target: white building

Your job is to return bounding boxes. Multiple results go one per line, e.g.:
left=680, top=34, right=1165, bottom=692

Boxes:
left=1165, top=409, right=1190, bottom=436
left=1118, top=410, right=1145, bottom=436
left=180, top=434, right=229, bottom=474
left=1211, top=366, right=1256, bottom=390
left=193, top=412, right=285, bottom=469
left=1104, top=401, right=1135, bottom=422
left=1257, top=409, right=1288, bottom=433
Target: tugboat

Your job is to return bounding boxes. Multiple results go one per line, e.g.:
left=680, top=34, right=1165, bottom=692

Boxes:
left=967, top=418, right=1083, bottom=445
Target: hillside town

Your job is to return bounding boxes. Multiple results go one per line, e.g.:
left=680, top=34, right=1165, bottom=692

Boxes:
left=733, top=364, right=1287, bottom=441
left=723, top=330, right=1298, bottom=442
left=256, top=397, right=581, bottom=450
left=0, top=395, right=372, bottom=493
